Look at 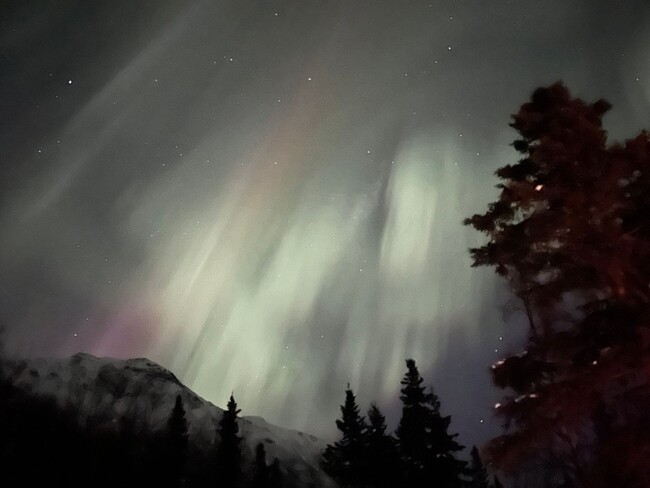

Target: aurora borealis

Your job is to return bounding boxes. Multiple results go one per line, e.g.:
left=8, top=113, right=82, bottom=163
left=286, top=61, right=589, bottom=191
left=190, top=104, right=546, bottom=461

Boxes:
left=1, top=1, right=649, bottom=446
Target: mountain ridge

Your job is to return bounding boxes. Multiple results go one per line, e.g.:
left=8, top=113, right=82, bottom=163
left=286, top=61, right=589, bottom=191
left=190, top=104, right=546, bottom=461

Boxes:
left=3, top=352, right=336, bottom=488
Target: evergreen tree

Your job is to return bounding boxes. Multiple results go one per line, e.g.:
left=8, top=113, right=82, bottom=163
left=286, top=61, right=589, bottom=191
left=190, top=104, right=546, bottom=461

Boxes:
left=396, top=359, right=465, bottom=488
left=251, top=442, right=269, bottom=488
left=396, top=359, right=432, bottom=473
left=364, top=403, right=401, bottom=488
left=465, top=82, right=650, bottom=485
left=424, top=386, right=466, bottom=487
left=267, top=458, right=283, bottom=488
left=165, top=394, right=189, bottom=488
left=467, top=446, right=490, bottom=488
left=322, top=385, right=368, bottom=487
left=216, top=394, right=243, bottom=488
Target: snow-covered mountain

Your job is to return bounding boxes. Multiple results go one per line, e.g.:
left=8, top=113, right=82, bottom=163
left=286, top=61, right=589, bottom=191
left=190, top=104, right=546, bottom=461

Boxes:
left=4, top=352, right=336, bottom=488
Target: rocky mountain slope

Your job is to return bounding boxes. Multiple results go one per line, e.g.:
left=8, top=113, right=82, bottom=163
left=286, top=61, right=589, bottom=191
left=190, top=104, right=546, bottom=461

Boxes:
left=4, top=352, right=336, bottom=488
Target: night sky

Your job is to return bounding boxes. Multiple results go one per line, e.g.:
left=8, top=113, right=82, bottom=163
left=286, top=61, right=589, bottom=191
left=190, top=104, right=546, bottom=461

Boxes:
left=1, top=1, right=649, bottom=447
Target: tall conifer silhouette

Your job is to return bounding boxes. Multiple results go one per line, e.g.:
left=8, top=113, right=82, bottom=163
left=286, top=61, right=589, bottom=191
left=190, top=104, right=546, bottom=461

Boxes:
left=268, top=457, right=283, bottom=488
left=365, top=403, right=401, bottom=488
left=251, top=442, right=269, bottom=488
left=322, top=385, right=367, bottom=487
left=396, top=359, right=465, bottom=487
left=165, top=394, right=188, bottom=488
left=216, top=394, right=243, bottom=487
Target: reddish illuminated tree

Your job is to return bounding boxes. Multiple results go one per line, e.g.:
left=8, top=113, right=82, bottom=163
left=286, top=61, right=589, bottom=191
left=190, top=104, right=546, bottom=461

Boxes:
left=465, top=82, right=650, bottom=486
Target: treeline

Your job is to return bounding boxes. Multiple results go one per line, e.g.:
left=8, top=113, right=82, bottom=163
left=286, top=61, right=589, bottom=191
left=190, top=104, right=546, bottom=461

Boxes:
left=0, top=368, right=282, bottom=488
left=322, top=359, right=502, bottom=488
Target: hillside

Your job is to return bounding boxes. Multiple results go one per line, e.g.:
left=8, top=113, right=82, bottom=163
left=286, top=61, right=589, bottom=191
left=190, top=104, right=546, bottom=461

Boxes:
left=4, top=353, right=336, bottom=488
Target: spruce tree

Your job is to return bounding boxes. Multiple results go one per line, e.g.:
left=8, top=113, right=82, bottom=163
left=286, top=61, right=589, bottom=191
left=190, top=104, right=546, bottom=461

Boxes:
left=267, top=458, right=283, bottom=488
left=396, top=359, right=465, bottom=488
left=165, top=394, right=189, bottom=488
left=322, top=386, right=368, bottom=487
left=465, top=82, right=650, bottom=485
left=251, top=442, right=269, bottom=488
left=216, top=394, right=243, bottom=488
left=364, top=403, right=401, bottom=488
left=396, top=359, right=432, bottom=474
left=468, top=446, right=490, bottom=488
left=424, top=385, right=466, bottom=487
